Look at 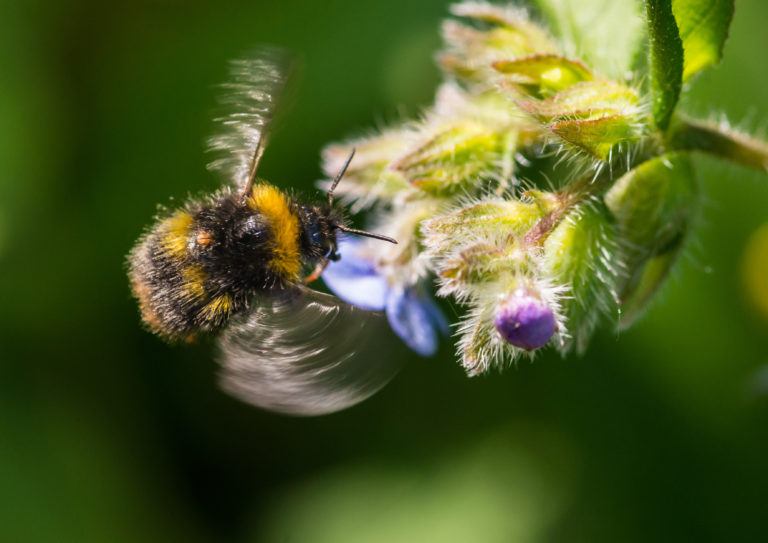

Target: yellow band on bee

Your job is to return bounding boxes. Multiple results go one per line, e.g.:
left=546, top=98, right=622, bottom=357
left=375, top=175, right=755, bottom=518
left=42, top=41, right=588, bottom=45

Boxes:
left=180, top=264, right=207, bottom=301
left=160, top=210, right=194, bottom=258
left=247, top=184, right=301, bottom=279
left=200, top=293, right=232, bottom=321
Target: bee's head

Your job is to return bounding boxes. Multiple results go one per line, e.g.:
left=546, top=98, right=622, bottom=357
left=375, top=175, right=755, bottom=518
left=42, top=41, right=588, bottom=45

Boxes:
left=299, top=205, right=342, bottom=262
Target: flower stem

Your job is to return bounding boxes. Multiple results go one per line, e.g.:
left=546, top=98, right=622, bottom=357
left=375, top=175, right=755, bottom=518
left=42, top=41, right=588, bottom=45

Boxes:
left=521, top=140, right=667, bottom=247
left=522, top=168, right=613, bottom=247
left=669, top=118, right=768, bottom=172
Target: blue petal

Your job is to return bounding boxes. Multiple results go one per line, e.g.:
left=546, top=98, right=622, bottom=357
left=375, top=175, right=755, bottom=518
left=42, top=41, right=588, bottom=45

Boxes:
left=322, top=237, right=387, bottom=311
left=420, top=293, right=451, bottom=337
left=326, top=237, right=380, bottom=276
left=385, top=287, right=440, bottom=357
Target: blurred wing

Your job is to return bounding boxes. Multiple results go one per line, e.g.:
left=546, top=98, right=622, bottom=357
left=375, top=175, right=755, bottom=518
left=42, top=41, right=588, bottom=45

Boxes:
left=218, top=287, right=401, bottom=416
left=206, top=46, right=294, bottom=192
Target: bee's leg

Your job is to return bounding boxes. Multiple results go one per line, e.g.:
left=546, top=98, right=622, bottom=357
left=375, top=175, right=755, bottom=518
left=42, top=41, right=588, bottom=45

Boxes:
left=304, top=258, right=330, bottom=284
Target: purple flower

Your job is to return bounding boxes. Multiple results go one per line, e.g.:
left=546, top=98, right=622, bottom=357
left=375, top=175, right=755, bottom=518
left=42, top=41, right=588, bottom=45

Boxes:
left=493, top=288, right=556, bottom=350
left=322, top=237, right=449, bottom=356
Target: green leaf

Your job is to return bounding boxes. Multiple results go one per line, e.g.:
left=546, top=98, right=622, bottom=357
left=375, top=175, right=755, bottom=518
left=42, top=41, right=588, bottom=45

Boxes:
left=671, top=0, right=734, bottom=81
left=604, top=153, right=698, bottom=328
left=533, top=0, right=644, bottom=80
left=618, top=247, right=681, bottom=329
left=605, top=153, right=696, bottom=254
left=644, top=0, right=684, bottom=131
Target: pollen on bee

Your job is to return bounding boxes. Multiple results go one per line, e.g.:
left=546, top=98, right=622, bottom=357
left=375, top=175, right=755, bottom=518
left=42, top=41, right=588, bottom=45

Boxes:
left=201, top=293, right=232, bottom=320
left=196, top=230, right=213, bottom=246
left=180, top=265, right=208, bottom=300
left=160, top=210, right=195, bottom=257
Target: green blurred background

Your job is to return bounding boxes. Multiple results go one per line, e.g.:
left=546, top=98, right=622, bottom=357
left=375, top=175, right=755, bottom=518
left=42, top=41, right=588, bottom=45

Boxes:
left=3, top=0, right=768, bottom=541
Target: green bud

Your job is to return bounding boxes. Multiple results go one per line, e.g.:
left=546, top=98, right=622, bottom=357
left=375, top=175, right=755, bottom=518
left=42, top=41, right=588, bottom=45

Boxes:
left=422, top=198, right=554, bottom=244
left=460, top=303, right=499, bottom=375
left=423, top=196, right=553, bottom=307
left=437, top=241, right=525, bottom=298
left=550, top=116, right=642, bottom=161
left=516, top=80, right=644, bottom=160
left=604, top=153, right=698, bottom=328
left=494, top=54, right=593, bottom=98
left=322, top=134, right=411, bottom=210
left=392, top=119, right=510, bottom=196
left=518, top=80, right=640, bottom=121
left=541, top=203, right=618, bottom=353
left=439, top=3, right=557, bottom=87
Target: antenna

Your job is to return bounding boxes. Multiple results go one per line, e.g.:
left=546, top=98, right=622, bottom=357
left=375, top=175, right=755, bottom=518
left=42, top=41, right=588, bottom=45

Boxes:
left=336, top=225, right=397, bottom=244
left=328, top=148, right=397, bottom=245
left=327, top=148, right=356, bottom=208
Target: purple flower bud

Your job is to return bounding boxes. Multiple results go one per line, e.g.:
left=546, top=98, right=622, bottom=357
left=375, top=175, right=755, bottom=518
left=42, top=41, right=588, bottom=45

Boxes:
left=493, top=289, right=556, bottom=350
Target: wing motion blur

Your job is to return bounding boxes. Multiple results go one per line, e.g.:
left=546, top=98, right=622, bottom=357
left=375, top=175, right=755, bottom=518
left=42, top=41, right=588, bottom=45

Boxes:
left=206, top=46, right=294, bottom=193
left=218, top=288, right=401, bottom=415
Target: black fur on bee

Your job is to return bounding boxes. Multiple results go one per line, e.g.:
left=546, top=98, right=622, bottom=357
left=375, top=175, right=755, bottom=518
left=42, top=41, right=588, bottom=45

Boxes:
left=129, top=184, right=346, bottom=341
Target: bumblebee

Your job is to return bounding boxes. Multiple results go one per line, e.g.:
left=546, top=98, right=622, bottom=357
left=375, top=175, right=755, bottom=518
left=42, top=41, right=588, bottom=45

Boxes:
left=128, top=48, right=398, bottom=415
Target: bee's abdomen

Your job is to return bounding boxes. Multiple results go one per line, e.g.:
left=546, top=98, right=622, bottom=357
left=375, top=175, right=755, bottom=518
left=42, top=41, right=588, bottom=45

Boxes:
left=129, top=208, right=244, bottom=341
left=128, top=187, right=306, bottom=342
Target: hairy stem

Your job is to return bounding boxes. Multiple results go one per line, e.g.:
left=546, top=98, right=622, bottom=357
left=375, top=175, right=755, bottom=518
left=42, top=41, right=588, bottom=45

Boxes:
left=523, top=147, right=659, bottom=247
left=669, top=118, right=768, bottom=172
left=521, top=169, right=609, bottom=247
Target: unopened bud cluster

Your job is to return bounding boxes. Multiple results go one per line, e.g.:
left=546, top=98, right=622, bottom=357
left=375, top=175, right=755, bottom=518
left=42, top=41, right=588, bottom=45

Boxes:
left=320, top=1, right=754, bottom=374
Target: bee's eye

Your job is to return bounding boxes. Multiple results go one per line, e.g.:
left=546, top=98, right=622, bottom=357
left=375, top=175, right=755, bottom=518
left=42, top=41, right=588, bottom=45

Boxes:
left=303, top=212, right=323, bottom=245
left=310, top=227, right=323, bottom=245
